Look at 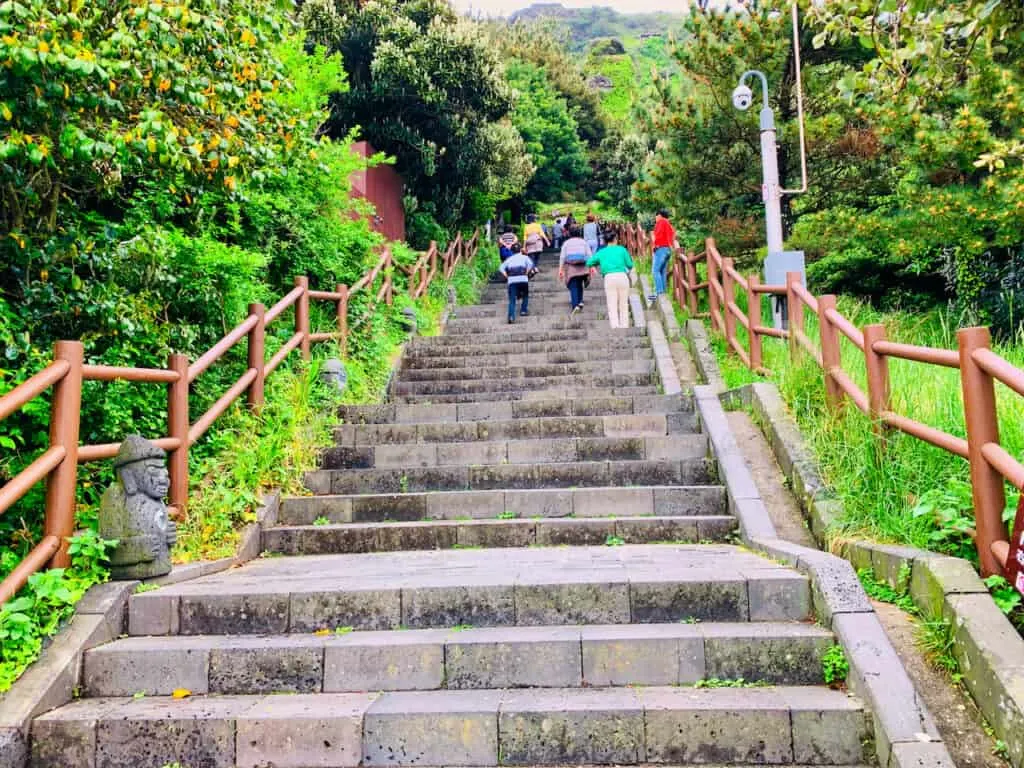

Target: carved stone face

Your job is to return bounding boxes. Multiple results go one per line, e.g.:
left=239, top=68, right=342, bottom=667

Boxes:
left=125, top=458, right=170, bottom=501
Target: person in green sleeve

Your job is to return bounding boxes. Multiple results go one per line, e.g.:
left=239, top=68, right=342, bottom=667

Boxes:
left=586, top=231, right=635, bottom=329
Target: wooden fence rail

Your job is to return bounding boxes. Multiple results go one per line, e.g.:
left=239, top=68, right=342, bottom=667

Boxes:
left=623, top=224, right=1024, bottom=580
left=0, top=231, right=482, bottom=604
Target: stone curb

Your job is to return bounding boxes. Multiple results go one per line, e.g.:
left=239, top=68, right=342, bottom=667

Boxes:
left=665, top=304, right=723, bottom=391
left=692, top=384, right=955, bottom=768
left=628, top=291, right=646, bottom=329
left=638, top=273, right=682, bottom=342
left=0, top=491, right=280, bottom=768
left=646, top=320, right=682, bottom=397
left=729, top=380, right=1024, bottom=768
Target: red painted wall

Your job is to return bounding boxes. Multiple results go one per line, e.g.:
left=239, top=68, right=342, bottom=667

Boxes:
left=350, top=141, right=406, bottom=243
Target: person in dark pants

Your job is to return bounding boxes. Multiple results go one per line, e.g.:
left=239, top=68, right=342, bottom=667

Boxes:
left=558, top=226, right=592, bottom=315
left=498, top=243, right=537, bottom=324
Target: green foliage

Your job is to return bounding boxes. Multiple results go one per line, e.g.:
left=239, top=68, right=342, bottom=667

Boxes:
left=857, top=567, right=916, bottom=614
left=505, top=60, right=589, bottom=203
left=605, top=535, right=625, bottom=546
left=983, top=576, right=1024, bottom=629
left=508, top=4, right=684, bottom=54
left=586, top=54, right=635, bottom=125
left=0, top=528, right=117, bottom=692
left=821, top=645, right=849, bottom=686
left=304, top=0, right=524, bottom=227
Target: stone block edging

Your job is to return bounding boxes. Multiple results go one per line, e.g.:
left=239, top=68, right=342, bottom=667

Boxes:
left=693, top=384, right=956, bottom=768
left=725, top=379, right=1024, bottom=768
left=646, top=319, right=682, bottom=397
left=0, top=491, right=280, bottom=768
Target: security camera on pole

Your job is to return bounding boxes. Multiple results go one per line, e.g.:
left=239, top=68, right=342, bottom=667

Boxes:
left=729, top=1, right=809, bottom=330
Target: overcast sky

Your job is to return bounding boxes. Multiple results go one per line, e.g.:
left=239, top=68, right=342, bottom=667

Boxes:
left=454, top=0, right=691, bottom=18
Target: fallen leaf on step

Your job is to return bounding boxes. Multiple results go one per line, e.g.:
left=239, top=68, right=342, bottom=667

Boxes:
left=172, top=688, right=192, bottom=699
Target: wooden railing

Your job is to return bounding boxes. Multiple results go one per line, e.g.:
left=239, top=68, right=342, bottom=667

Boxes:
left=623, top=224, right=1024, bottom=579
left=0, top=230, right=482, bottom=604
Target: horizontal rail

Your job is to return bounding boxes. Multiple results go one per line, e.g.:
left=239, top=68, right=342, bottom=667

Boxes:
left=188, top=368, right=258, bottom=444
left=790, top=282, right=818, bottom=313
left=753, top=283, right=787, bottom=295
left=882, top=411, right=970, bottom=459
left=308, top=290, right=343, bottom=301
left=309, top=332, right=338, bottom=343
left=265, top=285, right=303, bottom=324
left=265, top=332, right=303, bottom=376
left=873, top=340, right=960, bottom=369
left=830, top=368, right=869, bottom=413
left=794, top=329, right=823, bottom=366
left=77, top=437, right=182, bottom=463
left=728, top=336, right=751, bottom=368
left=0, top=361, right=70, bottom=421
left=724, top=265, right=748, bottom=289
left=973, top=348, right=1024, bottom=398
left=691, top=281, right=709, bottom=291
left=188, top=314, right=258, bottom=382
left=726, top=300, right=750, bottom=330
left=755, top=325, right=788, bottom=339
left=981, top=442, right=1024, bottom=491
left=686, top=251, right=705, bottom=264
left=825, top=308, right=865, bottom=351
left=82, top=365, right=180, bottom=383
left=0, top=535, right=61, bottom=604
left=351, top=254, right=388, bottom=294
left=0, top=445, right=66, bottom=516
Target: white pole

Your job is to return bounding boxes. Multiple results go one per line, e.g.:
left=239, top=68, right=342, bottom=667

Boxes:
left=760, top=106, right=784, bottom=257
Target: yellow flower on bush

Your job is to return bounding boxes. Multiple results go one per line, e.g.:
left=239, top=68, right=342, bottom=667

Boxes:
left=223, top=175, right=236, bottom=191
left=38, top=40, right=50, bottom=54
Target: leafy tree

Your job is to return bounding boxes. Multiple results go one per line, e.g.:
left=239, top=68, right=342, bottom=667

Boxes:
left=302, top=0, right=522, bottom=227
left=505, top=60, right=589, bottom=203
left=590, top=131, right=649, bottom=216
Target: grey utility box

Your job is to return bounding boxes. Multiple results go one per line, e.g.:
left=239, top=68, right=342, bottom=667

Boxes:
left=764, top=250, right=806, bottom=330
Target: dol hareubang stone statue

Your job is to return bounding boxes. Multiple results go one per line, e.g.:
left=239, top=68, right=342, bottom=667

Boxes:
left=99, top=435, right=177, bottom=579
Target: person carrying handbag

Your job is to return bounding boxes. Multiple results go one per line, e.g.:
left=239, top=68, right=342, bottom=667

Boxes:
left=558, top=226, right=593, bottom=315
left=585, top=230, right=635, bottom=329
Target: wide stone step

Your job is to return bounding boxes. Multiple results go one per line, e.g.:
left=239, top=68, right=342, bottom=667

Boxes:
left=402, top=347, right=654, bottom=370
left=391, top=385, right=661, bottom=404
left=443, top=316, right=620, bottom=333
left=263, top=514, right=737, bottom=555
left=126, top=545, right=811, bottom=636
left=304, top=457, right=714, bottom=495
left=320, top=435, right=707, bottom=470
left=279, top=485, right=726, bottom=525
left=398, top=359, right=655, bottom=382
left=83, top=622, right=836, bottom=697
left=334, top=412, right=698, bottom=448
left=338, top=394, right=692, bottom=425
left=410, top=326, right=645, bottom=349
left=391, top=372, right=656, bottom=397
left=406, top=338, right=646, bottom=359
left=33, top=686, right=867, bottom=767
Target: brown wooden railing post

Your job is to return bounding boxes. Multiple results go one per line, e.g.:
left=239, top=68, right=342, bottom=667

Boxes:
left=863, top=323, right=891, bottom=436
left=707, top=253, right=721, bottom=334
left=337, top=284, right=349, bottom=358
left=722, top=257, right=737, bottom=348
left=786, top=271, right=804, bottom=361
left=817, top=294, right=843, bottom=410
left=958, top=326, right=1008, bottom=576
left=44, top=340, right=83, bottom=568
left=385, top=250, right=394, bottom=306
left=295, top=276, right=310, bottom=361
left=685, top=253, right=699, bottom=314
left=247, top=302, right=265, bottom=410
left=167, top=352, right=189, bottom=519
left=747, top=274, right=763, bottom=371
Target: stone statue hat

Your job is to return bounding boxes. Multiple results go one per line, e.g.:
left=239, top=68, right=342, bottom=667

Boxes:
left=112, top=435, right=166, bottom=470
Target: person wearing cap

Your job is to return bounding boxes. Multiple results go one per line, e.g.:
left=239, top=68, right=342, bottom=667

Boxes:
left=651, top=208, right=676, bottom=301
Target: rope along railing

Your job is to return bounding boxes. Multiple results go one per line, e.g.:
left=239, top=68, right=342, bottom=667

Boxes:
left=0, top=231, right=482, bottom=604
left=623, top=224, right=1024, bottom=580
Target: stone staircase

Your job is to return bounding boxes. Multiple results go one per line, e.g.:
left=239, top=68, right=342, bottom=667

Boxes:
left=31, top=259, right=871, bottom=767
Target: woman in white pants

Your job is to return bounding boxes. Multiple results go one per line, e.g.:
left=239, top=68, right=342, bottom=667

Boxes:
left=585, top=230, right=635, bottom=329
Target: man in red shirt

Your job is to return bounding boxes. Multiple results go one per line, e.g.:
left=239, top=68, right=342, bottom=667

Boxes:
left=651, top=209, right=676, bottom=299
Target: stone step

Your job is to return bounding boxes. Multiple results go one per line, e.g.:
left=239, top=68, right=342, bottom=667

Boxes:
left=280, top=485, right=726, bottom=525
left=334, top=412, right=697, bottom=447
left=454, top=302, right=610, bottom=318
left=320, top=435, right=707, bottom=470
left=83, top=622, right=836, bottom=697
left=407, top=339, right=647, bottom=360
left=303, top=457, right=714, bottom=495
left=33, top=686, right=867, bottom=767
left=263, top=514, right=738, bottom=555
left=402, top=347, right=654, bottom=370
left=398, top=359, right=655, bottom=382
left=410, top=326, right=645, bottom=349
left=391, top=385, right=662, bottom=405
left=126, top=545, right=811, bottom=636
left=390, top=372, right=656, bottom=396
left=338, top=394, right=692, bottom=425
left=444, top=316, right=621, bottom=333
